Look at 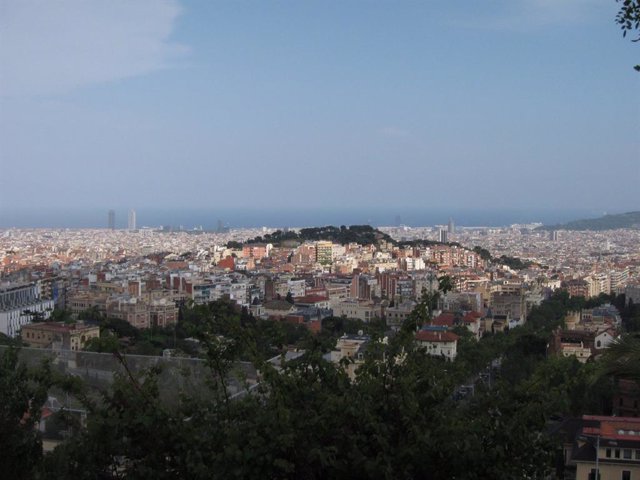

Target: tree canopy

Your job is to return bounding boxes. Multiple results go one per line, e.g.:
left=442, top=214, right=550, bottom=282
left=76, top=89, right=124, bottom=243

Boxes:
left=616, top=0, right=640, bottom=71
left=0, top=291, right=622, bottom=478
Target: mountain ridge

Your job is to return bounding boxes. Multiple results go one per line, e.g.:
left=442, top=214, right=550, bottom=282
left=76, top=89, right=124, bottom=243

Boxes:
left=537, top=211, right=640, bottom=231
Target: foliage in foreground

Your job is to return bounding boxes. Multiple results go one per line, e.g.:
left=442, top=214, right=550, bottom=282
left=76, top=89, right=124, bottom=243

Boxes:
left=0, top=291, right=618, bottom=479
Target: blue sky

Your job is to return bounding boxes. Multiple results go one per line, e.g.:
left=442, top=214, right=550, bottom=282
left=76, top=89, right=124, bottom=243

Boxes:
left=0, top=0, right=638, bottom=216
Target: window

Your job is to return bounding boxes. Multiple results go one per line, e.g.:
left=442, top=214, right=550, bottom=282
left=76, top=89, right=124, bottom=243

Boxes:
left=616, top=449, right=621, bottom=458
left=589, top=469, right=601, bottom=480
left=621, top=471, right=630, bottom=480
left=606, top=448, right=612, bottom=458
left=624, top=449, right=632, bottom=459
left=635, top=450, right=640, bottom=460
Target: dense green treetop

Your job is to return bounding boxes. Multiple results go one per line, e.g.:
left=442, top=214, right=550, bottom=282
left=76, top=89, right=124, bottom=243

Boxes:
left=236, top=225, right=397, bottom=247
left=0, top=290, right=623, bottom=479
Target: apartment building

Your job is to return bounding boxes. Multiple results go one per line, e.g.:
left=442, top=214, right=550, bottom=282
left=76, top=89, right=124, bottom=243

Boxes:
left=0, top=282, right=55, bottom=337
left=571, top=416, right=640, bottom=480
left=415, top=329, right=459, bottom=361
left=22, top=321, right=100, bottom=351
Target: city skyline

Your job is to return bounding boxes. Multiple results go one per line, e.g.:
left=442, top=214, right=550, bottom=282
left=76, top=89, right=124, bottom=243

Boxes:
left=0, top=205, right=619, bottom=230
left=1, top=0, right=638, bottom=215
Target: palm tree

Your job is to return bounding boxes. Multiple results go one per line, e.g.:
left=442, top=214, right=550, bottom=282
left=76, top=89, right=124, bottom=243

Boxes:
left=597, top=334, right=640, bottom=384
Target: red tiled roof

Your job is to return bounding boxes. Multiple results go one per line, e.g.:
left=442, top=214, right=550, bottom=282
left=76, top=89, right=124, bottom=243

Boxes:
left=295, top=295, right=328, bottom=303
left=582, top=415, right=640, bottom=440
left=41, top=407, right=54, bottom=420
left=433, top=313, right=455, bottom=327
left=416, top=330, right=459, bottom=343
left=463, top=311, right=482, bottom=323
left=22, top=322, right=95, bottom=333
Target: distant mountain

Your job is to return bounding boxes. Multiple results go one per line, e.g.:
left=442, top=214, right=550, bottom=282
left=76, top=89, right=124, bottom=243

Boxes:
left=538, top=211, right=640, bottom=231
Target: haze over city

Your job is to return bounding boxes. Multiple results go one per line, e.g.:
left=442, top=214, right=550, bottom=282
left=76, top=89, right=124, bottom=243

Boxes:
left=1, top=0, right=638, bottom=221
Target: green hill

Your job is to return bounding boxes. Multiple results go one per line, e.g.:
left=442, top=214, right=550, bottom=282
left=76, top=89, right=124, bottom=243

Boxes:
left=538, top=211, right=640, bottom=231
left=240, top=225, right=397, bottom=246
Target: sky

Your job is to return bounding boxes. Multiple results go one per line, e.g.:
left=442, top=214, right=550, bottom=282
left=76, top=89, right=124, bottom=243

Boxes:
left=0, top=0, right=638, bottom=222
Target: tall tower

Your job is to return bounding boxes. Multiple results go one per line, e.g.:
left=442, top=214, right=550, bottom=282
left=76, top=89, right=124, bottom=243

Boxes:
left=128, top=209, right=137, bottom=230
left=108, top=210, right=115, bottom=230
left=448, top=217, right=455, bottom=234
left=438, top=228, right=448, bottom=243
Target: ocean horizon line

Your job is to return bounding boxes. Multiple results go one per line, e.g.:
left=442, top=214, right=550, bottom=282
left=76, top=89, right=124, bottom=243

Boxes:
left=0, top=206, right=613, bottom=230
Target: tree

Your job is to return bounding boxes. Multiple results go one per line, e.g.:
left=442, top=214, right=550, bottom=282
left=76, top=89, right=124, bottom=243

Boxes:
left=8, top=294, right=610, bottom=478
left=615, top=0, right=640, bottom=71
left=438, top=274, right=454, bottom=294
left=0, top=347, right=53, bottom=480
left=402, top=288, right=434, bottom=333
left=49, top=308, right=73, bottom=323
left=597, top=334, right=640, bottom=383
left=83, top=335, right=121, bottom=353
left=284, top=291, right=294, bottom=304
left=77, top=306, right=104, bottom=322
left=473, top=246, right=492, bottom=261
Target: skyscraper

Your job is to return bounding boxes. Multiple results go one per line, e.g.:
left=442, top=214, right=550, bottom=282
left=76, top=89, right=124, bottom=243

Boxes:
left=438, top=228, right=448, bottom=243
left=108, top=210, right=115, bottom=230
left=128, top=209, right=137, bottom=230
left=448, top=217, right=455, bottom=234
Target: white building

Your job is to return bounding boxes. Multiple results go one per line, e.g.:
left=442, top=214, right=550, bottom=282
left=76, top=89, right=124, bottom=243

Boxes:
left=0, top=283, right=55, bottom=337
left=128, top=209, right=137, bottom=230
left=332, top=299, right=382, bottom=323
left=415, top=330, right=459, bottom=361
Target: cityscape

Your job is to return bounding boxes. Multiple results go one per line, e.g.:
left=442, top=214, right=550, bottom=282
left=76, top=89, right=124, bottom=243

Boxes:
left=1, top=0, right=639, bottom=479
left=2, top=209, right=640, bottom=478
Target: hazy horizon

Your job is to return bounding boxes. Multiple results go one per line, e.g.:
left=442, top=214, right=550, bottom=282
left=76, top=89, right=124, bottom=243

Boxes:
left=0, top=206, right=629, bottom=230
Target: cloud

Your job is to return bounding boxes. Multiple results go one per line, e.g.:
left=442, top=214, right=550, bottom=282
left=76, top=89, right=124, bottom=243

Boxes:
left=0, top=0, right=187, bottom=96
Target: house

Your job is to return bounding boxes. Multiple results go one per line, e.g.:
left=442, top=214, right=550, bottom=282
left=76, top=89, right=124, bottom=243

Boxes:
left=332, top=299, right=383, bottom=323
left=21, top=321, right=100, bottom=351
left=614, top=379, right=640, bottom=417
left=261, top=300, right=297, bottom=319
left=570, top=415, right=640, bottom=480
left=548, top=327, right=618, bottom=363
left=415, top=329, right=459, bottom=361
left=432, top=313, right=455, bottom=329
left=283, top=308, right=327, bottom=334
left=329, top=333, right=371, bottom=381
left=385, top=300, right=417, bottom=331
left=217, top=256, right=235, bottom=271
left=293, top=295, right=331, bottom=309
left=462, top=311, right=483, bottom=339
left=491, top=314, right=509, bottom=333
left=430, top=311, right=483, bottom=340
left=594, top=328, right=617, bottom=350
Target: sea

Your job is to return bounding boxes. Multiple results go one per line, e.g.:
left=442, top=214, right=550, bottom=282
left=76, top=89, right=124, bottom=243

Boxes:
left=0, top=207, right=602, bottom=230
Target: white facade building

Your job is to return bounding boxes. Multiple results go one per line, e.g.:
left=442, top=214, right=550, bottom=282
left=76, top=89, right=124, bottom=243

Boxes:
left=0, top=283, right=54, bottom=337
left=128, top=209, right=137, bottom=230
